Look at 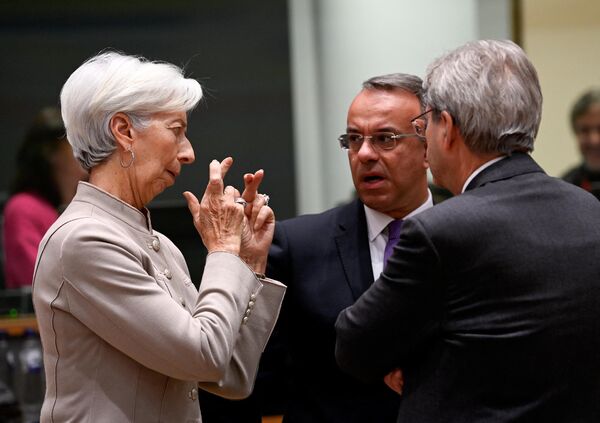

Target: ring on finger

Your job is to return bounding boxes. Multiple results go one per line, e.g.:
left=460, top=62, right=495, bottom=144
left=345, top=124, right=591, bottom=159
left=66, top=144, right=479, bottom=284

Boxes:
left=234, top=198, right=248, bottom=207
left=260, top=194, right=270, bottom=206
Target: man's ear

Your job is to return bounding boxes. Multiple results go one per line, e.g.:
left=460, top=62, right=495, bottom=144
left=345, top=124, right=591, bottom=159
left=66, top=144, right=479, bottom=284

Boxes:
left=110, top=112, right=134, bottom=151
left=439, top=110, right=456, bottom=151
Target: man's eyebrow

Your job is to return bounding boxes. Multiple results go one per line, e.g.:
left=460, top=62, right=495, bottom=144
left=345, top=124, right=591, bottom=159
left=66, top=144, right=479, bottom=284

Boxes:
left=376, top=126, right=398, bottom=133
left=346, top=126, right=399, bottom=133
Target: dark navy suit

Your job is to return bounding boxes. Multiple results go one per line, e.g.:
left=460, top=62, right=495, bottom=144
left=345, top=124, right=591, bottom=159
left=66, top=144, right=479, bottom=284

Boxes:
left=336, top=153, right=600, bottom=422
left=267, top=198, right=400, bottom=422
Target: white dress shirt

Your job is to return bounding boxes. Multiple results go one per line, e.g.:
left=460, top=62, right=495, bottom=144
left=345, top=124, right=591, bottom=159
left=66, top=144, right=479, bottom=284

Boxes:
left=364, top=190, right=434, bottom=280
left=461, top=156, right=507, bottom=193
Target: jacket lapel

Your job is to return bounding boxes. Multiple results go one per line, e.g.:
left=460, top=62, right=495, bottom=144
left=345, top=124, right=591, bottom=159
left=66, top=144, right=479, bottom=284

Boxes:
left=334, top=199, right=374, bottom=301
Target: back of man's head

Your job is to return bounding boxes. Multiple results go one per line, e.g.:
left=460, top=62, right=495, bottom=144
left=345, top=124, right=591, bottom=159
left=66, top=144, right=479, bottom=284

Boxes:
left=424, top=39, right=542, bottom=155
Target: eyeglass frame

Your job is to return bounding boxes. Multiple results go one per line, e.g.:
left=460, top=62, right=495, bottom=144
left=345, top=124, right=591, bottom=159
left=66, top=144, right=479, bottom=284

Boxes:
left=410, top=108, right=434, bottom=138
left=338, top=131, right=425, bottom=152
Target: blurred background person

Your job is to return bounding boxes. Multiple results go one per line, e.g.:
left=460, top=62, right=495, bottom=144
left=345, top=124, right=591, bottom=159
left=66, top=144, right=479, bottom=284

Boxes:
left=2, top=107, right=87, bottom=290
left=33, top=51, right=285, bottom=423
left=562, top=89, right=600, bottom=200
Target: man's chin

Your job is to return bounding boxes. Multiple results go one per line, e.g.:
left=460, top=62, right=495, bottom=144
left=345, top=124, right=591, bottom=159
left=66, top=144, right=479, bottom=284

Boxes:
left=359, top=195, right=389, bottom=212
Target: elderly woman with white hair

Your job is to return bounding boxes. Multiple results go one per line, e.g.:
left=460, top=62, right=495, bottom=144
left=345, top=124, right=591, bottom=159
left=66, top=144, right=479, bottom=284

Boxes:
left=32, top=51, right=285, bottom=423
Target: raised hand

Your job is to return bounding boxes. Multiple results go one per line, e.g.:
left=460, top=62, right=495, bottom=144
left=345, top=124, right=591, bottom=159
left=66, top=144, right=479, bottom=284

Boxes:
left=238, top=169, right=275, bottom=274
left=183, top=157, right=245, bottom=254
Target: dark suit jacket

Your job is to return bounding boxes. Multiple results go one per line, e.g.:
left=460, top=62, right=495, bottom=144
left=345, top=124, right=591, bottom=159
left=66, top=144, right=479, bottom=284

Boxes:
left=199, top=199, right=400, bottom=423
left=268, top=198, right=401, bottom=423
left=336, top=153, right=600, bottom=422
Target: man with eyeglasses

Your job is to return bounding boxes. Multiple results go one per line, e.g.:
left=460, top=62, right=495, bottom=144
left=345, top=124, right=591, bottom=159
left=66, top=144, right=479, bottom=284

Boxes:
left=267, top=73, right=433, bottom=423
left=336, top=40, right=600, bottom=422
left=199, top=73, right=432, bottom=423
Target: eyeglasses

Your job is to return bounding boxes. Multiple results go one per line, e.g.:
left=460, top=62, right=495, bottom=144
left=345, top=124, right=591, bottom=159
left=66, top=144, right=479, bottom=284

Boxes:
left=338, top=131, right=424, bottom=152
left=410, top=109, right=434, bottom=138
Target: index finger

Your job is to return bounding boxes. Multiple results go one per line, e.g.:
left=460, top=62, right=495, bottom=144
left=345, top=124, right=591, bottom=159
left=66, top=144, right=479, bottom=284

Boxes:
left=205, top=157, right=235, bottom=197
left=220, top=157, right=234, bottom=179
left=241, top=169, right=264, bottom=203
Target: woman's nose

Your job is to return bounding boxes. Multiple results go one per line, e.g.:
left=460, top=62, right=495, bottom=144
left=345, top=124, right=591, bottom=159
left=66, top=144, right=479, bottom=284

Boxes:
left=178, top=137, right=195, bottom=164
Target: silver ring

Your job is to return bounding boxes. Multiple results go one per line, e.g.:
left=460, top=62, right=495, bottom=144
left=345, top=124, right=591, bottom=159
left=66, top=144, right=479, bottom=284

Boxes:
left=261, top=194, right=270, bottom=206
left=234, top=198, right=248, bottom=207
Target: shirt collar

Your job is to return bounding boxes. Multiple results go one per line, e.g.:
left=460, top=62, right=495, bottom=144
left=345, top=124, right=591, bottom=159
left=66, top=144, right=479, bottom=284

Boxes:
left=461, top=156, right=507, bottom=193
left=364, top=189, right=433, bottom=242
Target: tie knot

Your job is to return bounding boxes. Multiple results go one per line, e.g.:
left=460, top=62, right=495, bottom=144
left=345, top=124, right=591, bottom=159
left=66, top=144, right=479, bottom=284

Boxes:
left=387, top=219, right=403, bottom=241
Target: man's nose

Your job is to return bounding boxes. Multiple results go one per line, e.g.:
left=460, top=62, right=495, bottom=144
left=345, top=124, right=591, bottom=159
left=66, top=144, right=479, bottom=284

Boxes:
left=589, top=130, right=600, bottom=145
left=356, top=137, right=379, bottom=161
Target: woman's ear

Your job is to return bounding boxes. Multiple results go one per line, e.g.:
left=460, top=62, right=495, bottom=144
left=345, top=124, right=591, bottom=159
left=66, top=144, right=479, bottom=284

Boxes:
left=110, top=112, right=134, bottom=151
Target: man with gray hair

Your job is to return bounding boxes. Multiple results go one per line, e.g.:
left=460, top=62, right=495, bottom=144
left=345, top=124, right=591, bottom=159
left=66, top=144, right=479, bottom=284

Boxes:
left=201, top=73, right=433, bottom=422
left=336, top=40, right=600, bottom=422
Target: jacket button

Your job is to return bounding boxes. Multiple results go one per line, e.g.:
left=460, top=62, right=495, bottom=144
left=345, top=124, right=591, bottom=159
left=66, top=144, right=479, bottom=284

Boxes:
left=248, top=300, right=255, bottom=309
left=180, top=297, right=186, bottom=307
left=188, top=387, right=198, bottom=401
left=242, top=316, right=249, bottom=325
left=151, top=239, right=160, bottom=251
left=250, top=293, right=257, bottom=301
left=164, top=268, right=172, bottom=279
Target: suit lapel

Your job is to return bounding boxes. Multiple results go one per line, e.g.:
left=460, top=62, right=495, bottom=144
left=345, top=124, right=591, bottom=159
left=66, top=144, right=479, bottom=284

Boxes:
left=334, top=199, right=374, bottom=301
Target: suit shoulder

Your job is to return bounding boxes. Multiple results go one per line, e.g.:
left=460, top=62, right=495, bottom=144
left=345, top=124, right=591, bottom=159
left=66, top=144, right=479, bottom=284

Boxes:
left=277, top=201, right=358, bottom=235
left=283, top=200, right=355, bottom=223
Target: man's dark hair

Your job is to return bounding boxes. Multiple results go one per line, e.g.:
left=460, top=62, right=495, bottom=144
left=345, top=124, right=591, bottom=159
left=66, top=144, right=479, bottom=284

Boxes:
left=571, top=89, right=600, bottom=131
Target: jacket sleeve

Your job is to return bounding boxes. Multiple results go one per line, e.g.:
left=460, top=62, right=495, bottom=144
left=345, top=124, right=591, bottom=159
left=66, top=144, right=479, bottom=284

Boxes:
left=58, top=221, right=285, bottom=388
left=198, top=223, right=290, bottom=399
left=198, top=275, right=286, bottom=399
left=334, top=217, right=442, bottom=383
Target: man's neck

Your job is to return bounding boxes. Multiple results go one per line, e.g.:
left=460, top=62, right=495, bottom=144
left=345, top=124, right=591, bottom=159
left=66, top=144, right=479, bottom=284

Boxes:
left=449, top=147, right=504, bottom=195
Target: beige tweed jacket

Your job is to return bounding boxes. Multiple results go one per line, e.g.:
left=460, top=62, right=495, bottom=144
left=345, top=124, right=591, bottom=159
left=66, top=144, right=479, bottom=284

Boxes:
left=33, top=182, right=285, bottom=422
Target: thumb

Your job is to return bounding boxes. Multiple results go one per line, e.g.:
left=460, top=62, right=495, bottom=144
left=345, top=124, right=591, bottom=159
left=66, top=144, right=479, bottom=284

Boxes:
left=183, top=191, right=200, bottom=219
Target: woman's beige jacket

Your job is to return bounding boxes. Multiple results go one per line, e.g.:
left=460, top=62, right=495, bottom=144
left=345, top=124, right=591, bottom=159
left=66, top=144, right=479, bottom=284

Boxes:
left=32, top=182, right=285, bottom=422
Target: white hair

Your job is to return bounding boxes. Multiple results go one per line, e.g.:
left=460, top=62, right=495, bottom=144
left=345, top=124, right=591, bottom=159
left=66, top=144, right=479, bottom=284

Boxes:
left=60, top=51, right=203, bottom=170
left=424, top=39, right=542, bottom=154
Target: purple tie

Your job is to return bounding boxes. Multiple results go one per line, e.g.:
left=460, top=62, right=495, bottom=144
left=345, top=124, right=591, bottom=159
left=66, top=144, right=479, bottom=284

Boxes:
left=384, top=220, right=403, bottom=265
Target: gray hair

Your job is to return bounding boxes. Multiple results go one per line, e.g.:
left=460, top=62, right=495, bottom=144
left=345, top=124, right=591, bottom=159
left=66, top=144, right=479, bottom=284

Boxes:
left=570, top=89, right=600, bottom=131
left=424, top=39, right=542, bottom=154
left=60, top=51, right=203, bottom=170
left=362, top=73, right=424, bottom=108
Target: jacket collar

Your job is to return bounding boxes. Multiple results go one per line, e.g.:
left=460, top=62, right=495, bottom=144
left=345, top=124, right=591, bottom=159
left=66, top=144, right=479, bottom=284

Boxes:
left=465, top=152, right=545, bottom=192
left=72, top=181, right=153, bottom=233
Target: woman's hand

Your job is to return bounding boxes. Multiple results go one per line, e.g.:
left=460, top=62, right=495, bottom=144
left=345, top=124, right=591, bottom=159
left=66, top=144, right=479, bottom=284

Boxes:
left=183, top=158, right=245, bottom=255
left=238, top=169, right=275, bottom=274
